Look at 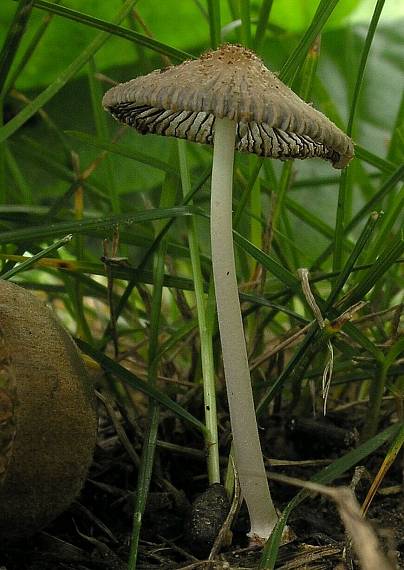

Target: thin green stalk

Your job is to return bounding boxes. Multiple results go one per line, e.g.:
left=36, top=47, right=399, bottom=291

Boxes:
left=1, top=234, right=72, bottom=279
left=178, top=139, right=220, bottom=484
left=297, top=36, right=321, bottom=101
left=0, top=206, right=200, bottom=243
left=253, top=0, right=274, bottom=53
left=334, top=0, right=386, bottom=272
left=240, top=0, right=252, bottom=48
left=0, top=0, right=34, bottom=96
left=339, top=232, right=404, bottom=311
left=234, top=231, right=300, bottom=291
left=328, top=211, right=381, bottom=308
left=250, top=172, right=262, bottom=252
left=333, top=163, right=350, bottom=272
left=271, top=37, right=319, bottom=264
left=128, top=346, right=161, bottom=570
left=227, top=0, right=239, bottom=21
left=279, top=214, right=300, bottom=271
left=4, top=145, right=32, bottom=204
left=347, top=0, right=386, bottom=137
left=362, top=337, right=404, bottom=441
left=387, top=91, right=404, bottom=165
left=271, top=154, right=293, bottom=234
left=128, top=174, right=173, bottom=569
left=19, top=0, right=192, bottom=61
left=312, top=163, right=404, bottom=270
left=279, top=0, right=339, bottom=85
left=77, top=339, right=206, bottom=432
left=355, top=145, right=401, bottom=175
left=87, top=59, right=119, bottom=214
left=206, top=0, right=221, bottom=48
left=362, top=362, right=388, bottom=441
left=363, top=185, right=404, bottom=265
left=233, top=158, right=262, bottom=229
left=0, top=104, right=6, bottom=204
left=74, top=233, right=93, bottom=341
left=4, top=1, right=62, bottom=95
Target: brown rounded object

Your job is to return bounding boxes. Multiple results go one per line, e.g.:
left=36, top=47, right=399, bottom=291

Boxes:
left=0, top=280, right=97, bottom=539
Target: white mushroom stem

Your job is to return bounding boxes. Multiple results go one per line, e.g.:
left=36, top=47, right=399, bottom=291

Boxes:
left=210, top=116, right=278, bottom=539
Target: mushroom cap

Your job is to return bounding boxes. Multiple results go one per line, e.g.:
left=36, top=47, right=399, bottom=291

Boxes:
left=103, top=44, right=353, bottom=169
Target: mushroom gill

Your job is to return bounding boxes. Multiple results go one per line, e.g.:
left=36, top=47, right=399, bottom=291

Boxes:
left=105, top=103, right=341, bottom=165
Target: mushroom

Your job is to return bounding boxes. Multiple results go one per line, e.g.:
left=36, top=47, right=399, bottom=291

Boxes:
left=0, top=279, right=97, bottom=538
left=102, top=44, right=353, bottom=540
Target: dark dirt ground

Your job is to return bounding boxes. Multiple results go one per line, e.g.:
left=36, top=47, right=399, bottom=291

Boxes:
left=0, top=398, right=402, bottom=570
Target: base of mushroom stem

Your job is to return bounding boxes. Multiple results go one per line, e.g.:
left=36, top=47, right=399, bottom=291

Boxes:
left=247, top=525, right=295, bottom=547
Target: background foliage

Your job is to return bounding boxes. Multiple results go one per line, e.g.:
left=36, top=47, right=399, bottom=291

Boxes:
left=0, top=0, right=403, bottom=568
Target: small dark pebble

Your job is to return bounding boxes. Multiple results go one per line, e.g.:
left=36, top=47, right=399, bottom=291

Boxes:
left=185, top=483, right=230, bottom=558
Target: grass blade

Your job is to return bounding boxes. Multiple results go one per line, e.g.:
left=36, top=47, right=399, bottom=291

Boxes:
left=339, top=232, right=404, bottom=311
left=311, top=163, right=404, bottom=269
left=240, top=0, right=252, bottom=48
left=87, top=59, right=120, bottom=214
left=327, top=211, right=381, bottom=308
left=347, top=0, right=386, bottom=136
left=4, top=1, right=62, bottom=94
left=253, top=0, right=274, bottom=53
left=1, top=234, right=72, bottom=279
left=76, top=339, right=206, bottom=433
left=0, top=0, right=139, bottom=143
left=355, top=145, right=402, bottom=175
left=279, top=0, right=339, bottom=85
left=285, top=196, right=353, bottom=249
left=387, top=91, right=404, bottom=164
left=178, top=139, right=220, bottom=484
left=27, top=0, right=192, bottom=61
left=234, top=231, right=300, bottom=290
left=0, top=0, right=34, bottom=95
left=128, top=170, right=173, bottom=568
left=334, top=0, right=386, bottom=271
left=259, top=423, right=401, bottom=569
left=0, top=206, right=199, bottom=244
left=363, top=185, right=404, bottom=264
left=66, top=130, right=178, bottom=176
left=206, top=0, right=221, bottom=48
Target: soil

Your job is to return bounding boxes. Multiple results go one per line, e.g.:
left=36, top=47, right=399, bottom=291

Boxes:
left=0, top=398, right=402, bottom=569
